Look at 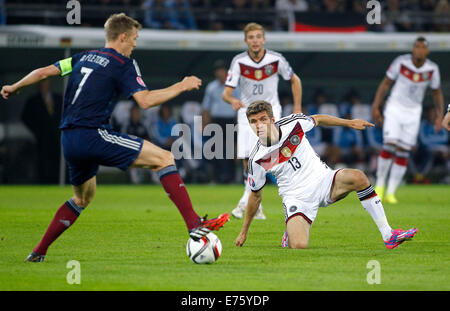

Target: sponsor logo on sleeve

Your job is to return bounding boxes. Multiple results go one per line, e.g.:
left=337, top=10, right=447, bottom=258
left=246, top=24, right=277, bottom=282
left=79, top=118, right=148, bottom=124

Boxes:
left=248, top=177, right=256, bottom=187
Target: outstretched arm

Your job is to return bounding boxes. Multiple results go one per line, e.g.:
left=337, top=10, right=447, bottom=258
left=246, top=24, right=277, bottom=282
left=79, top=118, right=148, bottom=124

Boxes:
left=311, top=114, right=374, bottom=130
left=235, top=189, right=262, bottom=247
left=1, top=65, right=61, bottom=99
left=133, top=76, right=201, bottom=110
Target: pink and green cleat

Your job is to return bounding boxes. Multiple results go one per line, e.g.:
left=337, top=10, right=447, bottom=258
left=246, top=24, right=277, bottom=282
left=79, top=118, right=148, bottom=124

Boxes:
left=384, top=228, right=418, bottom=249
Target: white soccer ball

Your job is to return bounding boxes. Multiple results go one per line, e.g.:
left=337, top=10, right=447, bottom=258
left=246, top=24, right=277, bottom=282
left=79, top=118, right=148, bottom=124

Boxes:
left=186, top=232, right=222, bottom=264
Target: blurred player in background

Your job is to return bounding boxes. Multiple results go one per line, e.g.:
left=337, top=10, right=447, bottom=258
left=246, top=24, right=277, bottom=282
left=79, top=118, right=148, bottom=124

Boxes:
left=443, top=104, right=450, bottom=131
left=201, top=59, right=239, bottom=184
left=223, top=22, right=302, bottom=220
left=371, top=37, right=444, bottom=204
left=1, top=13, right=229, bottom=262
left=235, top=101, right=418, bottom=250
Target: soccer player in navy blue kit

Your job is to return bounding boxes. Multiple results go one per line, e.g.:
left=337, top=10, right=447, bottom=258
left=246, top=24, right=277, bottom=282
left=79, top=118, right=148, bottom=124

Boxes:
left=1, top=13, right=229, bottom=262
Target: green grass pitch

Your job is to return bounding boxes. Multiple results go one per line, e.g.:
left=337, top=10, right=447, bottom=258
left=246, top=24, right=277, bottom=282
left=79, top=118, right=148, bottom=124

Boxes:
left=0, top=184, right=448, bottom=290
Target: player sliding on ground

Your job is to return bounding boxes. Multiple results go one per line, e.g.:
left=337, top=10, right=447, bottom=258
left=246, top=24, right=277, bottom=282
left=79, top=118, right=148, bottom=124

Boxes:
left=1, top=13, right=229, bottom=262
left=234, top=101, right=417, bottom=249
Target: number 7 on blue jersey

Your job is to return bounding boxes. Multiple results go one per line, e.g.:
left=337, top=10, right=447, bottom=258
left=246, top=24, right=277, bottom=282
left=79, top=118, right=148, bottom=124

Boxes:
left=71, top=67, right=93, bottom=105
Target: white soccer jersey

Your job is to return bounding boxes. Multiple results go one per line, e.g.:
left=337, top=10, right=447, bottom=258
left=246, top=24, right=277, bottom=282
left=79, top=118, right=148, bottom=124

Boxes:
left=225, top=49, right=294, bottom=114
left=385, top=54, right=441, bottom=114
left=247, top=114, right=330, bottom=200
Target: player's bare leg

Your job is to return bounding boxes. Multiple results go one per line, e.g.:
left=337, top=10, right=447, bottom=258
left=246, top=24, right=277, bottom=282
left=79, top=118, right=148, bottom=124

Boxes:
left=72, top=175, right=97, bottom=207
left=26, top=176, right=96, bottom=262
left=284, top=215, right=311, bottom=249
left=332, top=169, right=417, bottom=249
left=132, top=140, right=229, bottom=240
left=232, top=159, right=265, bottom=220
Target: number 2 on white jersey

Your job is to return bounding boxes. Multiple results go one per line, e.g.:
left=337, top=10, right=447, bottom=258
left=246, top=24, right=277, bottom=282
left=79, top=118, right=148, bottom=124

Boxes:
left=70, top=66, right=93, bottom=105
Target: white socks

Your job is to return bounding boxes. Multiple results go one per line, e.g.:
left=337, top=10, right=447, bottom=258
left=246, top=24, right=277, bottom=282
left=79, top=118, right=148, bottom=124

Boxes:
left=375, top=145, right=395, bottom=188
left=375, top=145, right=409, bottom=197
left=386, top=150, right=409, bottom=195
left=357, top=185, right=393, bottom=241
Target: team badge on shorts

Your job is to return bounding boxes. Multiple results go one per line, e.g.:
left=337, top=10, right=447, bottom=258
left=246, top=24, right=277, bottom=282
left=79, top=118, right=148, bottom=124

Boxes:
left=289, top=206, right=297, bottom=213
left=281, top=147, right=292, bottom=158
left=290, top=135, right=300, bottom=145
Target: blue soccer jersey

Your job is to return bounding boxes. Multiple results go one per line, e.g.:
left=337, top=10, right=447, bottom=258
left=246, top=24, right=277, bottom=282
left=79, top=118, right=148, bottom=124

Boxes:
left=54, top=48, right=147, bottom=129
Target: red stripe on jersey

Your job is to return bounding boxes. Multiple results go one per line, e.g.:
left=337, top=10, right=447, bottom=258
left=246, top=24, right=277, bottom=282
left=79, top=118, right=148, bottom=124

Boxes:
left=400, top=64, right=433, bottom=83
left=256, top=122, right=304, bottom=171
left=89, top=50, right=125, bottom=64
left=239, top=61, right=279, bottom=81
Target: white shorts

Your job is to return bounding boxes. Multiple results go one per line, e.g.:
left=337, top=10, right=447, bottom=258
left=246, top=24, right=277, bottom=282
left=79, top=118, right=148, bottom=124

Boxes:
left=383, top=103, right=422, bottom=150
left=237, top=105, right=281, bottom=159
left=282, top=168, right=343, bottom=224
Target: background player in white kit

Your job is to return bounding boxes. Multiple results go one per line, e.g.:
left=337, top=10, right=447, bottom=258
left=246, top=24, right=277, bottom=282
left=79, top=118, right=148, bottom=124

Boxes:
left=235, top=101, right=418, bottom=250
left=371, top=37, right=445, bottom=204
left=443, top=104, right=450, bottom=131
left=222, top=22, right=302, bottom=220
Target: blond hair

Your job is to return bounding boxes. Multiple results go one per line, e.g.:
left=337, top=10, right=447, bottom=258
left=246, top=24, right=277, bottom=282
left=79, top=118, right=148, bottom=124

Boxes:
left=104, top=13, right=142, bottom=42
left=246, top=101, right=273, bottom=119
left=243, top=22, right=265, bottom=39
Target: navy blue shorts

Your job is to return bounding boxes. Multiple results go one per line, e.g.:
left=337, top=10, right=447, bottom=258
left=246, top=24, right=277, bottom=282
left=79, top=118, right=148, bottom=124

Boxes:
left=62, top=127, right=144, bottom=186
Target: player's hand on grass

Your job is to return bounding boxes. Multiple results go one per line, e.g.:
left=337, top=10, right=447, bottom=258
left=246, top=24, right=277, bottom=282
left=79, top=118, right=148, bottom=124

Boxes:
left=1, top=85, right=18, bottom=100
left=231, top=98, right=245, bottom=111
left=349, top=119, right=374, bottom=130
left=235, top=231, right=247, bottom=247
left=181, top=76, right=202, bottom=91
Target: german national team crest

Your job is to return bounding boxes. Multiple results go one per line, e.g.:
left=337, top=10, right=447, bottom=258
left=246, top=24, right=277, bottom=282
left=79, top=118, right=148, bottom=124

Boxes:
left=264, top=64, right=274, bottom=76
left=290, top=135, right=300, bottom=146
left=255, top=70, right=262, bottom=80
left=256, top=122, right=304, bottom=171
left=281, top=146, right=292, bottom=158
left=413, top=73, right=420, bottom=82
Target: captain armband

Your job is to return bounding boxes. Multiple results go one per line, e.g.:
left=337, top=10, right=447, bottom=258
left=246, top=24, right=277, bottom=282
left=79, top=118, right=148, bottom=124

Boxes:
left=59, top=57, right=73, bottom=77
